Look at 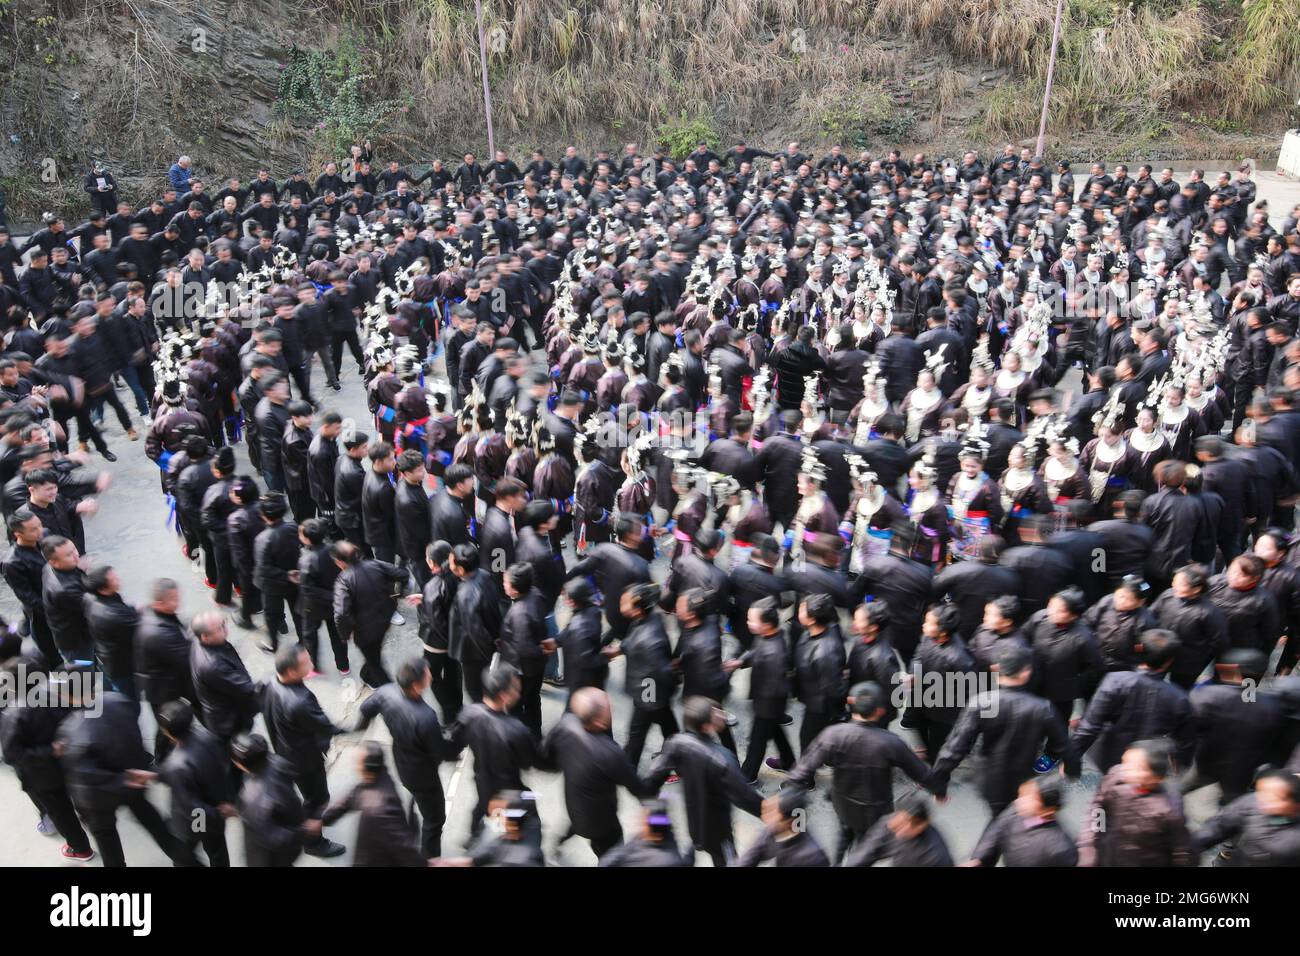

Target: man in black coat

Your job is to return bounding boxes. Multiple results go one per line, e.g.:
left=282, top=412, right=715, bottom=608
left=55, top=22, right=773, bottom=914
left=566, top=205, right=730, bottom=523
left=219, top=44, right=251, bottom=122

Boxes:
left=445, top=664, right=540, bottom=840
left=1185, top=649, right=1284, bottom=806
left=998, top=516, right=1075, bottom=617
left=57, top=679, right=177, bottom=866
left=430, top=463, right=475, bottom=548
left=254, top=374, right=292, bottom=492
left=968, top=777, right=1079, bottom=867
left=728, top=534, right=790, bottom=650
left=754, top=410, right=805, bottom=529
left=394, top=450, right=433, bottom=590
left=641, top=695, right=762, bottom=867
left=932, top=644, right=1076, bottom=817
left=334, top=432, right=370, bottom=552
left=252, top=492, right=303, bottom=655
left=2, top=510, right=56, bottom=663
left=785, top=681, right=937, bottom=862
left=262, top=643, right=345, bottom=857
left=565, top=516, right=652, bottom=640
left=133, top=580, right=194, bottom=761
left=230, top=733, right=314, bottom=867
left=852, top=530, right=934, bottom=663
left=156, top=700, right=234, bottom=867
left=1070, top=628, right=1195, bottom=774
left=361, top=442, right=399, bottom=564
left=541, top=687, right=650, bottom=859
left=354, top=656, right=461, bottom=857
left=0, top=659, right=94, bottom=860
left=307, top=413, right=341, bottom=531
left=875, top=317, right=925, bottom=404
left=447, top=543, right=504, bottom=702
left=930, top=535, right=1021, bottom=640
left=83, top=565, right=139, bottom=700
left=190, top=611, right=261, bottom=746
left=40, top=535, right=91, bottom=664
left=332, top=541, right=408, bottom=688
left=859, top=414, right=912, bottom=498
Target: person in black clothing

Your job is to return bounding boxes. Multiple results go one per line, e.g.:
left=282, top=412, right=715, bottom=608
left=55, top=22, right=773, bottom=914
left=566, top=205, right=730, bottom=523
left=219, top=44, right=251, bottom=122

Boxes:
left=294, top=518, right=348, bottom=674
left=413, top=541, right=463, bottom=722
left=262, top=643, right=346, bottom=857
left=134, top=579, right=193, bottom=762
left=57, top=673, right=177, bottom=867
left=445, top=664, right=540, bottom=840
left=640, top=695, right=762, bottom=867
left=966, top=776, right=1079, bottom=867
left=354, top=656, right=460, bottom=858
left=792, top=593, right=847, bottom=752
left=252, top=491, right=303, bottom=655
left=730, top=596, right=795, bottom=781
left=2, top=510, right=56, bottom=663
left=500, top=562, right=555, bottom=738
left=226, top=477, right=264, bottom=630
left=156, top=700, right=235, bottom=867
left=83, top=564, right=139, bottom=699
left=0, top=657, right=95, bottom=862
left=229, top=732, right=316, bottom=867
left=282, top=402, right=315, bottom=524
left=786, top=680, right=938, bottom=861
left=332, top=540, right=408, bottom=687
left=598, top=798, right=690, bottom=867
left=842, top=791, right=954, bottom=867
left=541, top=687, right=650, bottom=860
left=320, top=742, right=426, bottom=866
left=611, top=582, right=680, bottom=767
left=734, top=788, right=832, bottom=867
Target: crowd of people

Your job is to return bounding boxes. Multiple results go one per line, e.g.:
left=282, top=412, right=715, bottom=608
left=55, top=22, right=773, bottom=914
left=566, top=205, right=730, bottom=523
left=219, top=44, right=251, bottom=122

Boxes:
left=1, top=135, right=1300, bottom=868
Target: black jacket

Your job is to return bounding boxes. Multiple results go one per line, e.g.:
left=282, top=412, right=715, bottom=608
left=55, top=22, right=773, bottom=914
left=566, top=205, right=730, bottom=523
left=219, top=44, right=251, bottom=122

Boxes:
left=84, top=592, right=139, bottom=682
left=253, top=520, right=300, bottom=597
left=1025, top=610, right=1103, bottom=704
left=931, top=561, right=1021, bottom=640
left=334, top=454, right=367, bottom=533
left=557, top=605, right=607, bottom=691
left=934, top=686, right=1074, bottom=805
left=1208, top=575, right=1281, bottom=655
left=1151, top=590, right=1228, bottom=678
left=42, top=564, right=91, bottom=659
left=238, top=755, right=307, bottom=866
left=566, top=541, right=652, bottom=638
left=261, top=678, right=337, bottom=775
left=334, top=559, right=406, bottom=646
left=158, top=723, right=232, bottom=838
left=787, top=720, right=933, bottom=834
left=448, top=568, right=503, bottom=664
left=1071, top=669, right=1195, bottom=773
left=446, top=702, right=539, bottom=809
left=541, top=711, right=648, bottom=840
left=792, top=624, right=847, bottom=715
left=429, top=488, right=471, bottom=548
left=57, top=694, right=154, bottom=814
left=355, top=683, right=458, bottom=791
left=191, top=640, right=260, bottom=739
left=621, top=613, right=677, bottom=712
left=361, top=470, right=396, bottom=553
left=843, top=817, right=953, bottom=867
left=500, top=591, right=549, bottom=678
left=1189, top=682, right=1284, bottom=798
left=134, top=609, right=195, bottom=709
left=393, top=478, right=432, bottom=563
left=642, top=730, right=762, bottom=848
left=307, top=432, right=339, bottom=511
left=321, top=770, right=425, bottom=866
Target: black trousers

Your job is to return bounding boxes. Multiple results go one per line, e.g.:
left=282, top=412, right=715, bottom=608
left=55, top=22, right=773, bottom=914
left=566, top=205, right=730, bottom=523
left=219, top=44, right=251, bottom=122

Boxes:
left=288, top=360, right=314, bottom=403
left=295, top=762, right=330, bottom=819
left=460, top=655, right=490, bottom=704
left=303, top=604, right=349, bottom=672
left=740, top=714, right=796, bottom=779
left=512, top=671, right=544, bottom=738
left=287, top=486, right=316, bottom=524
left=424, top=650, right=462, bottom=723
left=694, top=836, right=735, bottom=868
left=262, top=588, right=302, bottom=649
left=624, top=706, right=679, bottom=768
left=80, top=791, right=176, bottom=867
left=799, top=709, right=835, bottom=753
left=73, top=405, right=110, bottom=453
left=91, top=386, right=133, bottom=432
left=357, top=637, right=391, bottom=687
left=26, top=610, right=58, bottom=667
left=331, top=329, right=365, bottom=377
left=210, top=533, right=235, bottom=605
left=408, top=783, right=446, bottom=859
left=908, top=712, right=957, bottom=762
left=172, top=815, right=230, bottom=867
left=27, top=781, right=91, bottom=854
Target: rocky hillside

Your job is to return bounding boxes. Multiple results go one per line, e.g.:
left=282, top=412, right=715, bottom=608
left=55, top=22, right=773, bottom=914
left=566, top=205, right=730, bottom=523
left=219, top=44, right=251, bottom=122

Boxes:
left=0, top=0, right=1294, bottom=222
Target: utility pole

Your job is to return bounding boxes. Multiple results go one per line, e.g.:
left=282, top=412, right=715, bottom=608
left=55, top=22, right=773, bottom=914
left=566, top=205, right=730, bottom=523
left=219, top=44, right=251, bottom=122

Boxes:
left=473, top=0, right=496, bottom=158
left=1036, top=0, right=1066, bottom=159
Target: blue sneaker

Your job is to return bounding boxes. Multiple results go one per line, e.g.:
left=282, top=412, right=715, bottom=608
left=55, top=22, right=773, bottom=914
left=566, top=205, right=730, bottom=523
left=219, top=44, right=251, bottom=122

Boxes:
left=1033, top=755, right=1060, bottom=774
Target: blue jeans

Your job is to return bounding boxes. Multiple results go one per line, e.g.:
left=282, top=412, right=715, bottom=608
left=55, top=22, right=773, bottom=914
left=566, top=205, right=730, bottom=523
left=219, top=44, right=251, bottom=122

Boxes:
left=121, top=366, right=151, bottom=417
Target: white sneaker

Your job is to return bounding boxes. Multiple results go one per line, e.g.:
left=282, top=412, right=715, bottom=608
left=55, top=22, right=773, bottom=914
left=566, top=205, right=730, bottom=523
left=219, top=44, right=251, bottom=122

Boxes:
left=390, top=611, right=406, bottom=626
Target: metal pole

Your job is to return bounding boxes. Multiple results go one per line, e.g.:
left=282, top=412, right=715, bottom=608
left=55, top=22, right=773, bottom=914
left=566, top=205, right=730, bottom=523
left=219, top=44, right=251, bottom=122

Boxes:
left=474, top=0, right=496, bottom=159
left=1036, top=0, right=1066, bottom=159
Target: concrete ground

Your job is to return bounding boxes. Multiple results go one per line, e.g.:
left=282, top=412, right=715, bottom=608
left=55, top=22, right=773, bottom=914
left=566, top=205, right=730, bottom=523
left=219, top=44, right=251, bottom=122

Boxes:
left=4, top=157, right=1296, bottom=867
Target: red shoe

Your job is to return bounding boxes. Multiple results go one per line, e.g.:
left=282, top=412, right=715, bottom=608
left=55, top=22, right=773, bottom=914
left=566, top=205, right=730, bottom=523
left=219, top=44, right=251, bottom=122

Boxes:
left=61, top=845, right=95, bottom=862
left=204, top=579, right=217, bottom=590
left=234, top=586, right=242, bottom=597
left=181, top=544, right=190, bottom=559
left=663, top=773, right=681, bottom=785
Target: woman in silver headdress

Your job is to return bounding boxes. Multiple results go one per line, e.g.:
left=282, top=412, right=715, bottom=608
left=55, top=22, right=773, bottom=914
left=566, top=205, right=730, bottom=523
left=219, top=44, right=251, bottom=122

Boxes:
left=900, top=367, right=945, bottom=443
left=1123, top=406, right=1172, bottom=493
left=996, top=442, right=1052, bottom=545
left=945, top=438, right=1004, bottom=561
left=905, top=453, right=951, bottom=566
left=1079, top=420, right=1140, bottom=519
left=1155, top=382, right=1206, bottom=462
